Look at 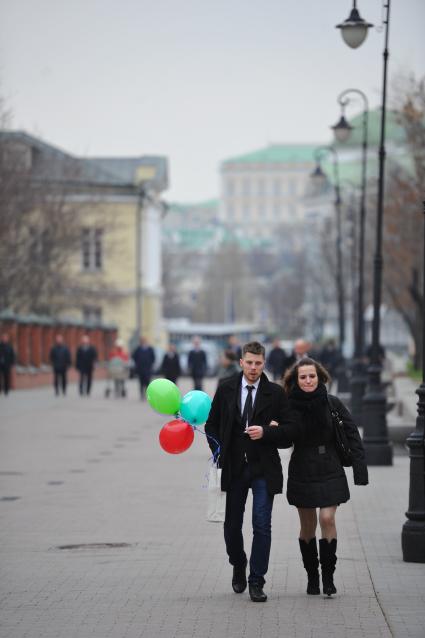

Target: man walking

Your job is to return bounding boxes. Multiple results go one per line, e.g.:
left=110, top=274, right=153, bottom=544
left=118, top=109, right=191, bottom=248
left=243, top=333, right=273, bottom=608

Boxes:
left=76, top=334, right=97, bottom=396
left=0, top=333, right=15, bottom=396
left=132, top=336, right=156, bottom=399
left=205, top=341, right=294, bottom=602
left=160, top=344, right=181, bottom=384
left=266, top=338, right=287, bottom=381
left=49, top=334, right=71, bottom=396
left=188, top=336, right=207, bottom=391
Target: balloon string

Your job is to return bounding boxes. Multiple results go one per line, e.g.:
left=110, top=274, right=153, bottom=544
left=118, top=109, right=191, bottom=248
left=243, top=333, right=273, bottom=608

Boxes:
left=191, top=425, right=221, bottom=489
left=192, top=425, right=221, bottom=462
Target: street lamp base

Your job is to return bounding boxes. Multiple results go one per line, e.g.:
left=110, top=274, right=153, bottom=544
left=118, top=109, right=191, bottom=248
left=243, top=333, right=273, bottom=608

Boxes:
left=402, top=519, right=425, bottom=563
left=364, top=442, right=393, bottom=466
left=350, top=360, right=368, bottom=427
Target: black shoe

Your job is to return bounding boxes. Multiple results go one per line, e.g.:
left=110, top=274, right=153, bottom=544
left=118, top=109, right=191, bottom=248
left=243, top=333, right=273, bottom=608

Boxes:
left=232, top=564, right=247, bottom=593
left=249, top=583, right=267, bottom=602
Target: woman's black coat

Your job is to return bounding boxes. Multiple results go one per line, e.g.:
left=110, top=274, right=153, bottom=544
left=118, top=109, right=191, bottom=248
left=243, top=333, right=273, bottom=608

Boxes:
left=205, top=372, right=294, bottom=495
left=282, top=393, right=368, bottom=508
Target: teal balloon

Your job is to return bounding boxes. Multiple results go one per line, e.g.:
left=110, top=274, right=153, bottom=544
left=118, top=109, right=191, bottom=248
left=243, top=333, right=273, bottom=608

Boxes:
left=180, top=390, right=212, bottom=426
left=146, top=379, right=181, bottom=415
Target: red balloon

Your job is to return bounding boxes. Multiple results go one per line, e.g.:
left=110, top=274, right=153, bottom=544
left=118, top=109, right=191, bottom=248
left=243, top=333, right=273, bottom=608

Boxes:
left=159, top=419, right=194, bottom=454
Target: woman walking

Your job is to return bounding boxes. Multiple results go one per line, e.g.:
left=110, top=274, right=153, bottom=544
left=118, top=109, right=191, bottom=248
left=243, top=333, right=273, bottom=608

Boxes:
left=281, top=357, right=368, bottom=597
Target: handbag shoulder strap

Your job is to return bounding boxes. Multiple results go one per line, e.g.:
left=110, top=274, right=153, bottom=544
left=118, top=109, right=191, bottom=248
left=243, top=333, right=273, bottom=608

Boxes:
left=326, top=394, right=337, bottom=415
left=326, top=395, right=343, bottom=423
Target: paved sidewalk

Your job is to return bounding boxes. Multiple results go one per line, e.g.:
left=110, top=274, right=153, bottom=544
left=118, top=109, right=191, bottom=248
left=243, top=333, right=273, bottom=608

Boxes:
left=1, top=379, right=424, bottom=638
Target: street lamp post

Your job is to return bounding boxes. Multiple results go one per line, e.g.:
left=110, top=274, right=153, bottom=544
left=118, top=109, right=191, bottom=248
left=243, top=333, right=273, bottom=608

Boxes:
left=336, top=1, right=393, bottom=465
left=401, top=200, right=425, bottom=563
left=331, top=88, right=369, bottom=426
left=311, top=147, right=347, bottom=381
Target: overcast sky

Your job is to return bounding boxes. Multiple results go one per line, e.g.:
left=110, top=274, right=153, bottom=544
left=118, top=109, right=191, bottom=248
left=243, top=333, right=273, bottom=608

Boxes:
left=1, top=0, right=424, bottom=202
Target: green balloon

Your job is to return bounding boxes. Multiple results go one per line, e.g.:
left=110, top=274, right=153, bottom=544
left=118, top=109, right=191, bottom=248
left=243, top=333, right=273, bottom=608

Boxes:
left=146, top=379, right=181, bottom=415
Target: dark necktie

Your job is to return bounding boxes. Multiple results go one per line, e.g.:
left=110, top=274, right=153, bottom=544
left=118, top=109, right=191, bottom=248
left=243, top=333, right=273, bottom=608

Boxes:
left=242, top=385, right=255, bottom=428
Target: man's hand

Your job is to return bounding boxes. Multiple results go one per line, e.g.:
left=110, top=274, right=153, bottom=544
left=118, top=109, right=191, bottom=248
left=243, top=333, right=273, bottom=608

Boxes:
left=246, top=425, right=264, bottom=440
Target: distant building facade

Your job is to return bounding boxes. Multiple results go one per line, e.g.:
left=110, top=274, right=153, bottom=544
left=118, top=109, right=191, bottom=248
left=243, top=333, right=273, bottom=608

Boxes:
left=220, top=144, right=320, bottom=238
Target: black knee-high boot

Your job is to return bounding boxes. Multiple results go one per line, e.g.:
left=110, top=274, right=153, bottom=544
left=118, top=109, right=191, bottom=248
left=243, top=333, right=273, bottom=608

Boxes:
left=319, top=538, right=337, bottom=596
left=299, top=538, right=320, bottom=595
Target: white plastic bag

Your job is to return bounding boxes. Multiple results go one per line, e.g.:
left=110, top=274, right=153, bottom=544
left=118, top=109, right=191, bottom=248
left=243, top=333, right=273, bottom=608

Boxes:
left=207, top=463, right=226, bottom=522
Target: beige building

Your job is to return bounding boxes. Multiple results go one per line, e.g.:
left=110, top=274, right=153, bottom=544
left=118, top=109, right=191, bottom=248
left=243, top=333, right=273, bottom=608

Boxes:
left=1, top=131, right=168, bottom=348
left=220, top=144, right=320, bottom=238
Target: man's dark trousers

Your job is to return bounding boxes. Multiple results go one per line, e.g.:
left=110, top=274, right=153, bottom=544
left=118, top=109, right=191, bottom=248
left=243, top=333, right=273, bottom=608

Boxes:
left=54, top=370, right=67, bottom=395
left=79, top=371, right=93, bottom=395
left=192, top=375, right=203, bottom=391
left=0, top=366, right=11, bottom=394
left=224, top=465, right=274, bottom=587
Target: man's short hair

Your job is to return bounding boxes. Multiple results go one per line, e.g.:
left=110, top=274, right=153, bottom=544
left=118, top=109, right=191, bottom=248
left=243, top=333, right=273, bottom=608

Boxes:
left=242, top=341, right=265, bottom=358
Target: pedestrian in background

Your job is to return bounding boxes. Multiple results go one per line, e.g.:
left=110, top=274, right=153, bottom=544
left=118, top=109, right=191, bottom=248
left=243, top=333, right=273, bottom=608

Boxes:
left=281, top=357, right=368, bottom=597
left=160, top=344, right=181, bottom=384
left=227, top=334, right=242, bottom=360
left=285, top=338, right=311, bottom=371
left=49, top=334, right=71, bottom=396
left=108, top=338, right=129, bottom=398
left=205, top=341, right=295, bottom=603
left=132, top=336, right=156, bottom=399
left=266, top=338, right=287, bottom=381
left=318, top=339, right=340, bottom=379
left=0, top=333, right=15, bottom=396
left=217, top=349, right=240, bottom=386
left=76, top=334, right=97, bottom=396
left=188, top=336, right=207, bottom=391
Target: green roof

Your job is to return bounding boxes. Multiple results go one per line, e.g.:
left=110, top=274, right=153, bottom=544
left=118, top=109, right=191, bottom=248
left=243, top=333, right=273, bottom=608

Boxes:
left=222, top=144, right=321, bottom=165
left=169, top=199, right=219, bottom=212
left=322, top=150, right=414, bottom=188
left=334, top=108, right=406, bottom=147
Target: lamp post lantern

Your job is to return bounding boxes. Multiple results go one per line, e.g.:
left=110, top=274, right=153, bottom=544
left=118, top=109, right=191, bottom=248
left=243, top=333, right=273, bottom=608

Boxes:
left=336, top=0, right=373, bottom=49
left=336, top=1, right=393, bottom=465
left=311, top=147, right=346, bottom=371
left=331, top=88, right=369, bottom=426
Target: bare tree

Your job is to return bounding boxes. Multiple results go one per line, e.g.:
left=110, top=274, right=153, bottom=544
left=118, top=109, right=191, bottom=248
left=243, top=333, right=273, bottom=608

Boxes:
left=192, top=242, right=256, bottom=323
left=0, top=106, right=113, bottom=315
left=381, top=74, right=425, bottom=367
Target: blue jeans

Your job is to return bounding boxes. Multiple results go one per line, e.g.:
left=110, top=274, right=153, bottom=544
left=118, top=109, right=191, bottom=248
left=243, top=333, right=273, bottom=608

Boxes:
left=224, top=465, right=274, bottom=587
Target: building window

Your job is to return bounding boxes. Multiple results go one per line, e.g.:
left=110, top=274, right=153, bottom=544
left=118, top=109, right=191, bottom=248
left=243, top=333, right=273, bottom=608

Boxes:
left=289, top=179, right=297, bottom=195
left=273, top=179, right=281, bottom=196
left=81, top=228, right=103, bottom=271
left=257, top=179, right=265, bottom=195
left=242, top=179, right=250, bottom=196
left=226, top=179, right=235, bottom=197
left=82, top=306, right=102, bottom=324
left=29, top=227, right=49, bottom=262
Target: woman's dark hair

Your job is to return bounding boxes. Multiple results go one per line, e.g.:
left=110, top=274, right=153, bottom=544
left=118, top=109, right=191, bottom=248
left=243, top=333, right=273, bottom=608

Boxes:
left=223, top=349, right=238, bottom=362
left=282, top=357, right=331, bottom=393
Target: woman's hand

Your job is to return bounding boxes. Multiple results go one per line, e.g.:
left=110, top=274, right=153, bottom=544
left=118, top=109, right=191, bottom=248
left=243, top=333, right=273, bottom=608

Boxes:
left=269, top=420, right=278, bottom=427
left=245, top=425, right=264, bottom=440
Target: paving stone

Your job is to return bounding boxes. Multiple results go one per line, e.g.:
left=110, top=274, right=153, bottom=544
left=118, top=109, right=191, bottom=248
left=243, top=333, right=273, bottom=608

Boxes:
left=0, top=378, right=424, bottom=637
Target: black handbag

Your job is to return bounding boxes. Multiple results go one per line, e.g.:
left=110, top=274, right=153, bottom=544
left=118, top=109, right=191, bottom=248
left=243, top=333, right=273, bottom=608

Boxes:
left=327, top=397, right=352, bottom=467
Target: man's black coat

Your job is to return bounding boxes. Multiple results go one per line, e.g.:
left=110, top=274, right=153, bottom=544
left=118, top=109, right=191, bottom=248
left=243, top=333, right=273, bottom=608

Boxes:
left=76, top=346, right=97, bottom=372
left=50, top=344, right=71, bottom=371
left=205, top=372, right=295, bottom=495
left=0, top=342, right=15, bottom=369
